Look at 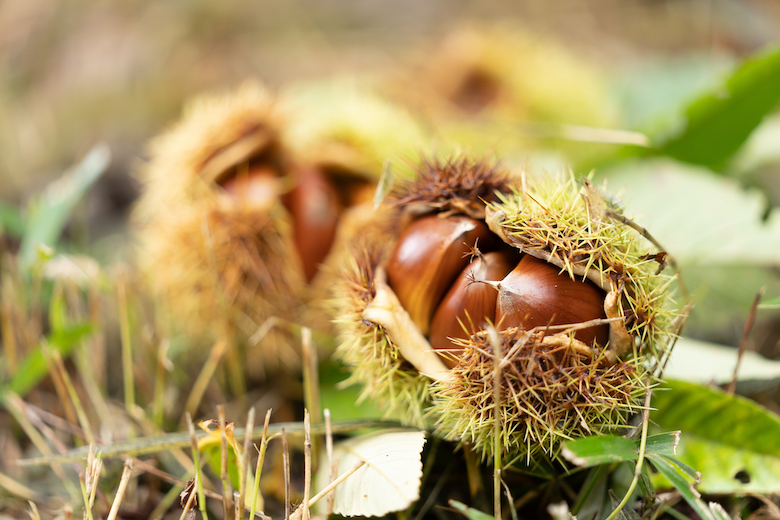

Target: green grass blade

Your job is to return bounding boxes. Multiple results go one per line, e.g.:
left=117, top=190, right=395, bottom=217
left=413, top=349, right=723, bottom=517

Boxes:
left=1, top=322, right=93, bottom=402
left=19, top=144, right=110, bottom=270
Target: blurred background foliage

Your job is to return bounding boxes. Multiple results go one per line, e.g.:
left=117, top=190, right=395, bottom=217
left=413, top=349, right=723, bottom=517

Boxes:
left=2, top=0, right=779, bottom=349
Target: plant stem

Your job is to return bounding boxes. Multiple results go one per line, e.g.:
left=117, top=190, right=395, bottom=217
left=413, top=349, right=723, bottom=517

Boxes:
left=604, top=382, right=653, bottom=520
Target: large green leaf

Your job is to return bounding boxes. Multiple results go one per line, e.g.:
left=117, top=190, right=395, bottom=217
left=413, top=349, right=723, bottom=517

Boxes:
left=652, top=379, right=780, bottom=493
left=664, top=337, right=780, bottom=388
left=601, top=159, right=780, bottom=266
left=19, top=144, right=110, bottom=269
left=655, top=44, right=780, bottom=170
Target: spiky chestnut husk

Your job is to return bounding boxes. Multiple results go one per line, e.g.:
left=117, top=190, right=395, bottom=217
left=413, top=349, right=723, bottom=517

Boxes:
left=332, top=158, right=519, bottom=427
left=431, top=327, right=646, bottom=463
left=134, top=81, right=429, bottom=372
left=331, top=158, right=676, bottom=458
left=133, top=82, right=304, bottom=367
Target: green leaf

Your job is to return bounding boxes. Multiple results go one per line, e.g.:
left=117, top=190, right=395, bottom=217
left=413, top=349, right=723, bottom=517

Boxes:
left=646, top=453, right=713, bottom=520
left=562, top=432, right=679, bottom=468
left=655, top=44, right=780, bottom=170
left=449, top=500, right=494, bottom=520
left=319, top=360, right=385, bottom=420
left=601, top=159, right=780, bottom=266
left=664, top=337, right=780, bottom=387
left=608, top=489, right=643, bottom=520
left=562, top=435, right=637, bottom=467
left=1, top=322, right=93, bottom=402
left=759, top=296, right=780, bottom=309
left=652, top=380, right=780, bottom=493
left=19, top=144, right=110, bottom=270
left=644, top=432, right=680, bottom=457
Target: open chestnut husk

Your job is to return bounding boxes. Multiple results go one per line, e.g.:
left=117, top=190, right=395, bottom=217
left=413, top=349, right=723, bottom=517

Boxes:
left=331, top=158, right=677, bottom=460
left=133, top=81, right=428, bottom=373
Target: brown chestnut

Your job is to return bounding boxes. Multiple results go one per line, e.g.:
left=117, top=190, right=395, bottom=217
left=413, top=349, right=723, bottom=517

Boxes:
left=495, top=254, right=609, bottom=346
left=283, top=167, right=341, bottom=283
left=386, top=215, right=496, bottom=334
left=429, top=250, right=518, bottom=368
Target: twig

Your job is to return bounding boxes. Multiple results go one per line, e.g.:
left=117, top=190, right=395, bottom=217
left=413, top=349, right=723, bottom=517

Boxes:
left=727, top=289, right=764, bottom=395
left=18, top=419, right=397, bottom=466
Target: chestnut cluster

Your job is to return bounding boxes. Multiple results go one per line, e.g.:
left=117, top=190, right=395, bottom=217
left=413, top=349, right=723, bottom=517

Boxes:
left=385, top=212, right=609, bottom=368
left=331, top=160, right=675, bottom=460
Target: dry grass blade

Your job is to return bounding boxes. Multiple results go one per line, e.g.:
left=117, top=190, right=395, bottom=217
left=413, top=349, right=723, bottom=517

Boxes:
left=3, top=392, right=79, bottom=499
left=301, top=327, right=321, bottom=424
left=106, top=459, right=133, bottom=520
left=239, top=407, right=256, bottom=517
left=0, top=470, right=39, bottom=501
left=116, top=268, right=135, bottom=414
left=250, top=409, right=273, bottom=520
left=324, top=408, right=335, bottom=514
left=218, top=406, right=232, bottom=519
left=182, top=339, right=228, bottom=424
left=27, top=500, right=42, bottom=520
left=187, top=413, right=209, bottom=520
left=302, top=410, right=312, bottom=520
left=289, top=460, right=368, bottom=520
left=283, top=428, right=290, bottom=520
left=179, top=478, right=198, bottom=520
left=52, top=349, right=96, bottom=444
left=487, top=326, right=503, bottom=520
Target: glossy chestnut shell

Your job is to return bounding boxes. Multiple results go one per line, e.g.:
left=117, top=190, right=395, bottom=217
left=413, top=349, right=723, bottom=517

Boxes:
left=386, top=213, right=609, bottom=366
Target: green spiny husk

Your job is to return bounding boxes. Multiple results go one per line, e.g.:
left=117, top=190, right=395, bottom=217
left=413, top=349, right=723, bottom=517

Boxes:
left=330, top=211, right=432, bottom=428
left=430, top=327, right=646, bottom=464
left=486, top=175, right=677, bottom=360
left=331, top=160, right=677, bottom=459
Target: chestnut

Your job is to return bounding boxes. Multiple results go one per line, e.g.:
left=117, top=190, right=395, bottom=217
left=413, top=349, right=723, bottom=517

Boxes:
left=428, top=250, right=517, bottom=367
left=282, top=167, right=341, bottom=283
left=494, top=254, right=609, bottom=347
left=386, top=214, right=496, bottom=334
